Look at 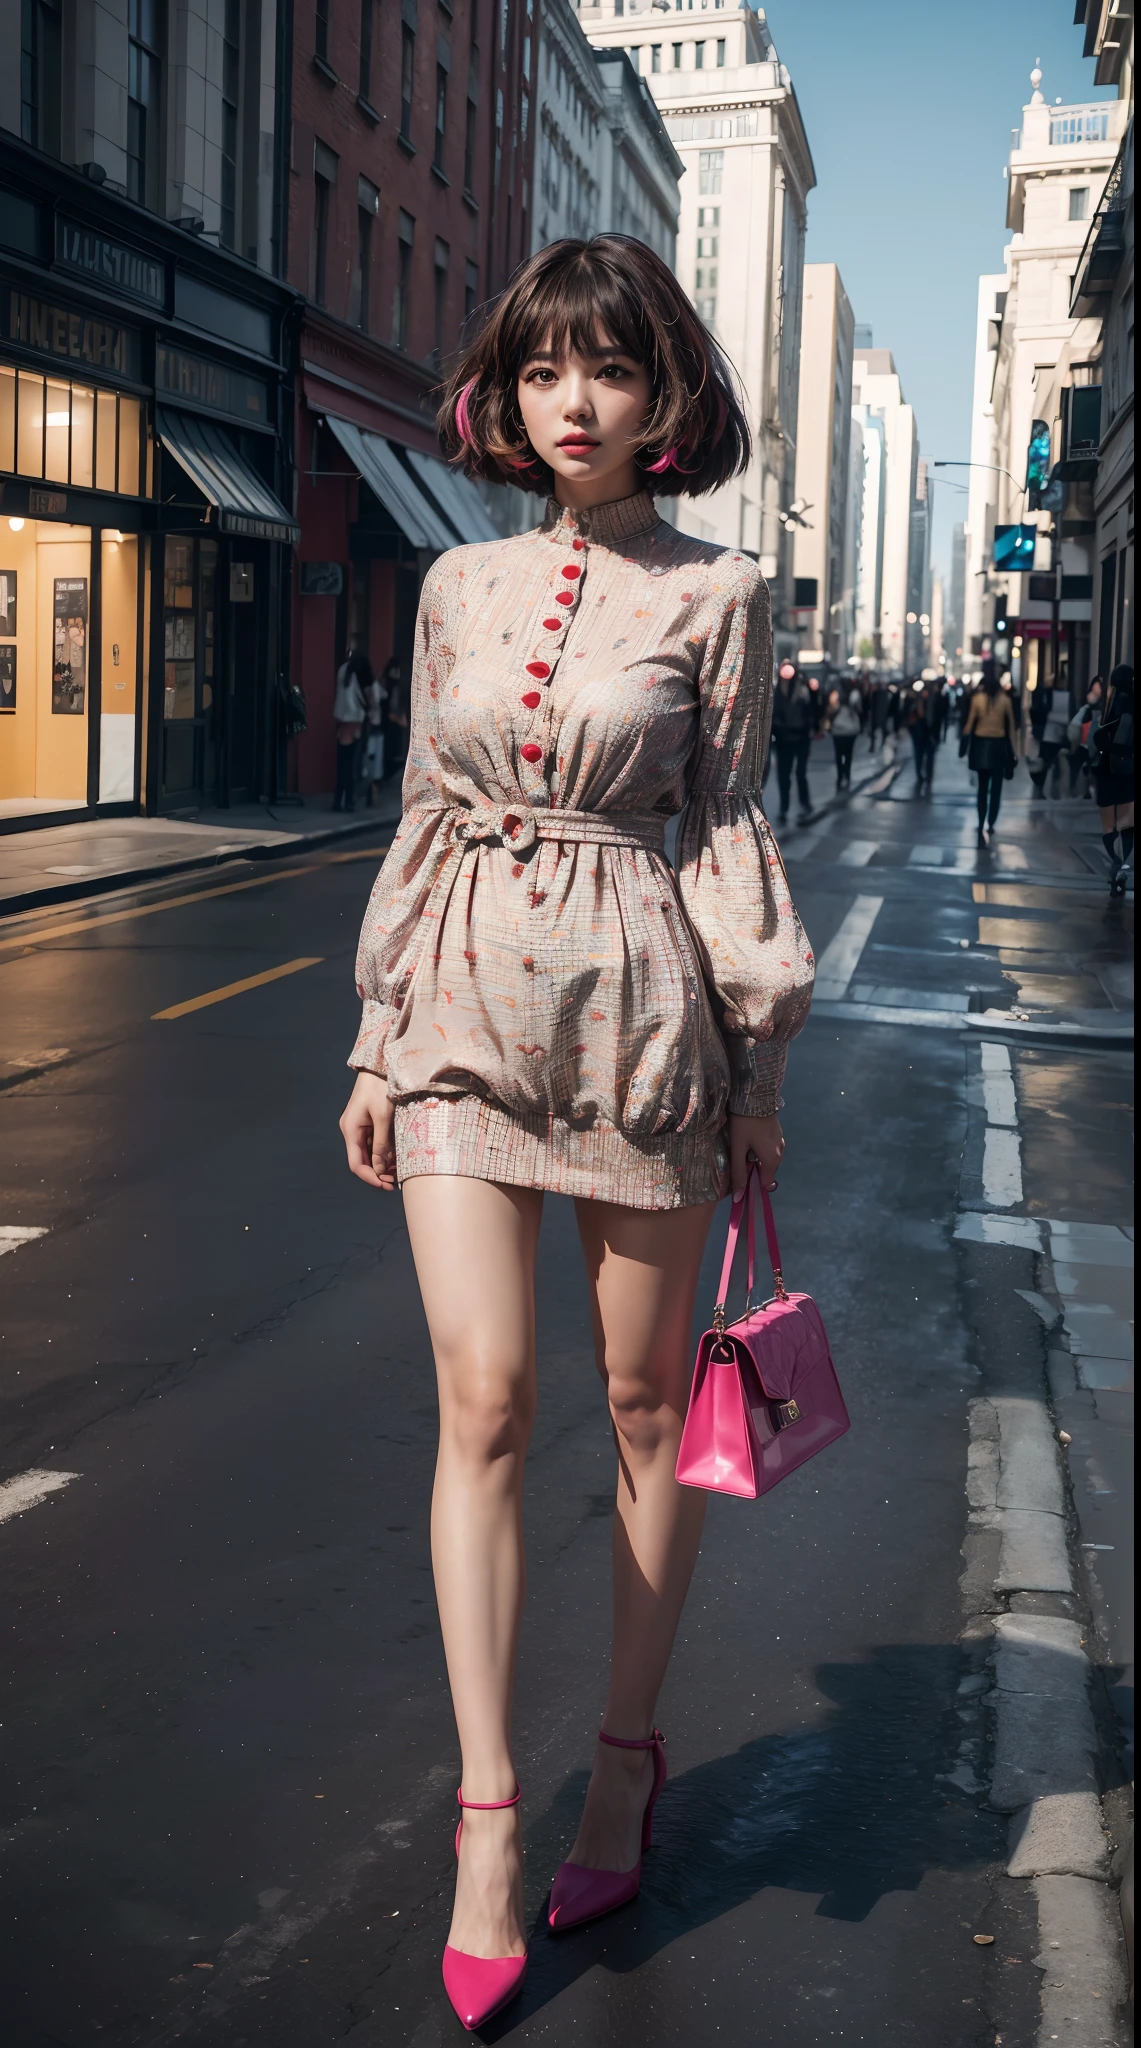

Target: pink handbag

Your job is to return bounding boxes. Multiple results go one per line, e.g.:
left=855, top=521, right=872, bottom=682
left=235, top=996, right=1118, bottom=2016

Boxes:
left=675, top=1165, right=849, bottom=1498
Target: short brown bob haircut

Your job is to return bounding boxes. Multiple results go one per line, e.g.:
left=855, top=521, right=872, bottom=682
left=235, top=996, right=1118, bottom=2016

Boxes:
left=437, top=234, right=752, bottom=499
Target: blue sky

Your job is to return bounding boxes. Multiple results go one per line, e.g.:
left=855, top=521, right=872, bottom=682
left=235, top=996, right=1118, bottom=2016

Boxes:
left=767, top=0, right=1115, bottom=582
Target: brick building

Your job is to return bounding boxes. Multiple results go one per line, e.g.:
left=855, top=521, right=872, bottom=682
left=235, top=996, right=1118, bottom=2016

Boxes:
left=288, top=0, right=537, bottom=797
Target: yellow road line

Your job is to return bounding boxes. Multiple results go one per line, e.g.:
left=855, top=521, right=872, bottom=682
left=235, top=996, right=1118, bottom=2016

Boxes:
left=0, top=841, right=390, bottom=956
left=152, top=956, right=324, bottom=1020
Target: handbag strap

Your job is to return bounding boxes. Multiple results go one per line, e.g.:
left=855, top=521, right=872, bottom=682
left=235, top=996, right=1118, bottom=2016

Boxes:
left=713, top=1164, right=788, bottom=1334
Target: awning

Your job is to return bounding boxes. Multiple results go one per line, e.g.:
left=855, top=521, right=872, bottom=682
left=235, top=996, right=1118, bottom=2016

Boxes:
left=404, top=447, right=501, bottom=544
left=324, top=415, right=457, bottom=552
left=156, top=407, right=299, bottom=545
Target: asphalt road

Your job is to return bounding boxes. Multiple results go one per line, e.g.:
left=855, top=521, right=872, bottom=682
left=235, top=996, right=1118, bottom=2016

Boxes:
left=0, top=736, right=1130, bottom=2046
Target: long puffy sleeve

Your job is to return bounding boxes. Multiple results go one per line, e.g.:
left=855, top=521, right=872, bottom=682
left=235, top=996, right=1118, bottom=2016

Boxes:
left=348, top=563, right=456, bottom=1076
left=676, top=561, right=814, bottom=1119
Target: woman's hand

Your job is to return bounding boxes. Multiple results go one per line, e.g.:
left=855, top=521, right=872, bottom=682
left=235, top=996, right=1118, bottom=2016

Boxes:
left=339, top=1071, right=397, bottom=1191
left=727, top=1111, right=785, bottom=1198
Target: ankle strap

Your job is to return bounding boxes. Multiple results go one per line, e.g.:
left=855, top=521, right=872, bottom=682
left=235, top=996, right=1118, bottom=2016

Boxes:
left=598, top=1728, right=664, bottom=1751
left=455, top=1782, right=521, bottom=1811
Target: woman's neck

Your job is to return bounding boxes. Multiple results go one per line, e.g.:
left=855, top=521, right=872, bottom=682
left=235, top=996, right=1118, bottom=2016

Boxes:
left=552, top=463, right=643, bottom=514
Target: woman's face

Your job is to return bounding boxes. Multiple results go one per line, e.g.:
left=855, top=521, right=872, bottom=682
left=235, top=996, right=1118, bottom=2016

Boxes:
left=516, top=333, right=653, bottom=501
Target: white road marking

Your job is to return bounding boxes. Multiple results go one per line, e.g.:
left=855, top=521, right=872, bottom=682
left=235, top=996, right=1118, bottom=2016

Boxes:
left=993, top=843, right=1028, bottom=870
left=982, top=1129, right=1023, bottom=1208
left=0, top=1225, right=49, bottom=1257
left=781, top=820, right=833, bottom=861
left=955, top=1212, right=1043, bottom=1251
left=813, top=894, right=884, bottom=1001
left=837, top=840, right=878, bottom=867
left=0, top=1468, right=79, bottom=1525
left=909, top=844, right=944, bottom=866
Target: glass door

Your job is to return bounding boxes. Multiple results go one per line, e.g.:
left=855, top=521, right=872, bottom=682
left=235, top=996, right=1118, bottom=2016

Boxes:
left=161, top=536, right=217, bottom=805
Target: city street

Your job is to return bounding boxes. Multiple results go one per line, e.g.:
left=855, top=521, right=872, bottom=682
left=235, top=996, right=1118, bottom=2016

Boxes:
left=0, top=738, right=1131, bottom=2047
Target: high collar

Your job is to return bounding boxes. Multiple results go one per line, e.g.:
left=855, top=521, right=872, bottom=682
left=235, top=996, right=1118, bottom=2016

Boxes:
left=542, top=490, right=660, bottom=546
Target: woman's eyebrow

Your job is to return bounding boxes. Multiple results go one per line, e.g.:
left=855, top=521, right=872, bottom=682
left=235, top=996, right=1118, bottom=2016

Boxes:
left=522, top=347, right=630, bottom=364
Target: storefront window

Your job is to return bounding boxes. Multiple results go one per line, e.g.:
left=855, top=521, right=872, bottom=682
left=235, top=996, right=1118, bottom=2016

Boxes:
left=0, top=363, right=146, bottom=495
left=164, top=537, right=196, bottom=720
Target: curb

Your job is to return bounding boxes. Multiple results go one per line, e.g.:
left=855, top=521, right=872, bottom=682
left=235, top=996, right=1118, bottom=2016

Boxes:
left=0, top=809, right=397, bottom=920
left=811, top=1001, right=1134, bottom=1048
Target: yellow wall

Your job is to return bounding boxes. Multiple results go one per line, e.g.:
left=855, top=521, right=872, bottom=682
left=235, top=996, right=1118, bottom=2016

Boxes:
left=99, top=534, right=139, bottom=802
left=0, top=518, right=40, bottom=799
left=36, top=529, right=92, bottom=800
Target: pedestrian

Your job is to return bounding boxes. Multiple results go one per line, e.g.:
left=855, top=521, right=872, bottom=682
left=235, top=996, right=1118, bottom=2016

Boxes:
left=1066, top=675, right=1103, bottom=796
left=332, top=643, right=369, bottom=812
left=1028, top=672, right=1070, bottom=798
left=338, top=234, right=814, bottom=2033
left=962, top=658, right=1017, bottom=845
left=362, top=668, right=388, bottom=807
left=770, top=657, right=815, bottom=822
left=904, top=680, right=936, bottom=789
left=1091, top=662, right=1134, bottom=896
left=382, top=654, right=409, bottom=776
left=829, top=683, right=861, bottom=791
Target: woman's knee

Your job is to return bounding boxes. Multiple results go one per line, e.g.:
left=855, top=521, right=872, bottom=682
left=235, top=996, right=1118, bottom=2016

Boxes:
left=437, top=1349, right=535, bottom=1464
left=605, top=1362, right=684, bottom=1451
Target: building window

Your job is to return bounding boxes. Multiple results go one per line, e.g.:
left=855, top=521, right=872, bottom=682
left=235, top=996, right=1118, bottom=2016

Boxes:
left=435, top=65, right=448, bottom=169
left=716, top=37, right=725, bottom=64
left=22, top=0, right=62, bottom=156
left=359, top=0, right=375, bottom=99
left=695, top=40, right=704, bottom=67
left=464, top=94, right=477, bottom=190
left=1069, top=185, right=1090, bottom=221
left=220, top=0, right=241, bottom=249
left=312, top=140, right=338, bottom=306
left=672, top=42, right=682, bottom=67
left=0, top=365, right=145, bottom=496
left=651, top=43, right=661, bottom=70
left=401, top=25, right=416, bottom=140
left=127, top=0, right=162, bottom=208
left=698, top=149, right=723, bottom=195
left=465, top=258, right=479, bottom=325
left=315, top=0, right=330, bottom=63
left=614, top=0, right=624, bottom=13
left=393, top=210, right=415, bottom=347
left=353, top=176, right=379, bottom=330
left=433, top=239, right=450, bottom=363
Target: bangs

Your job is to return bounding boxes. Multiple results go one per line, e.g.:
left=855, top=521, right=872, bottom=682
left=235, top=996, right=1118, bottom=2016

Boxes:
left=437, top=234, right=751, bottom=500
left=506, top=252, right=652, bottom=374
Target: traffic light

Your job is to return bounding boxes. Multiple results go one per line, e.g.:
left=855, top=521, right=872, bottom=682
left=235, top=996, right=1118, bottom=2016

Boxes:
left=993, top=524, right=1037, bottom=570
left=994, top=595, right=1010, bottom=635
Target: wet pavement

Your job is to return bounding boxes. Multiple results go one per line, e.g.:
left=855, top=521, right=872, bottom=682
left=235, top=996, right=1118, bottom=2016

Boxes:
left=0, top=727, right=1131, bottom=2045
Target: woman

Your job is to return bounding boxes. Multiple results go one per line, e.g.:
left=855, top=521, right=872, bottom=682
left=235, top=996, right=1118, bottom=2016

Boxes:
left=338, top=235, right=813, bottom=2031
left=1029, top=673, right=1072, bottom=798
left=1066, top=675, right=1103, bottom=796
left=362, top=669, right=388, bottom=807
left=963, top=659, right=1017, bottom=844
left=769, top=658, right=815, bottom=822
left=332, top=644, right=370, bottom=813
left=1092, top=663, right=1134, bottom=896
left=829, top=683, right=861, bottom=791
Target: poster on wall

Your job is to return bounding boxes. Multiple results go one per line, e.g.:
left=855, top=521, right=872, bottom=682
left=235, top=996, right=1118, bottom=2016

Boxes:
left=0, top=570, right=16, bottom=635
left=0, top=645, right=14, bottom=712
left=52, top=578, right=88, bottom=715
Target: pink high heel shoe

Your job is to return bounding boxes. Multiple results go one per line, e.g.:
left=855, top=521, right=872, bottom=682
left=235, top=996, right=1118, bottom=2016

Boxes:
left=547, top=1728, right=666, bottom=1932
left=441, top=1783, right=528, bottom=2032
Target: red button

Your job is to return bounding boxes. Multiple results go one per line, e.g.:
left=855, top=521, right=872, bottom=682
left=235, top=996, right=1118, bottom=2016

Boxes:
left=502, top=813, right=521, bottom=836
left=521, top=691, right=541, bottom=708
left=526, top=661, right=550, bottom=679
left=520, top=743, right=543, bottom=763
left=555, top=590, right=574, bottom=606
left=542, top=617, right=561, bottom=630
left=572, top=537, right=585, bottom=550
left=562, top=564, right=581, bottom=579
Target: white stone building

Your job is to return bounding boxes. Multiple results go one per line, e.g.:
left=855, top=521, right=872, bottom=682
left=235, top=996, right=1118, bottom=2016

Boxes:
left=964, top=70, right=1127, bottom=693
left=851, top=347, right=918, bottom=674
left=791, top=262, right=855, bottom=664
left=533, top=0, right=607, bottom=248
left=576, top=0, right=814, bottom=652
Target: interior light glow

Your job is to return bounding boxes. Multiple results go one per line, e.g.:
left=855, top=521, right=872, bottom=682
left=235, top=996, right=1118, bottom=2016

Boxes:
left=8, top=517, right=24, bottom=531
left=46, top=411, right=71, bottom=425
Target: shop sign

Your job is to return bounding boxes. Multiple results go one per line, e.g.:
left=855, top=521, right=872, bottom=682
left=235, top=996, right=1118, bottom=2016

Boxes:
left=30, top=488, right=67, bottom=517
left=52, top=577, right=88, bottom=715
left=155, top=341, right=268, bottom=426
left=4, top=287, right=140, bottom=378
left=299, top=560, right=343, bottom=595
left=55, top=220, right=166, bottom=308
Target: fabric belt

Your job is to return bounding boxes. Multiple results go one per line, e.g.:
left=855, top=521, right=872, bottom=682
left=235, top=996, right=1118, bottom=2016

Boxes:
left=450, top=804, right=666, bottom=855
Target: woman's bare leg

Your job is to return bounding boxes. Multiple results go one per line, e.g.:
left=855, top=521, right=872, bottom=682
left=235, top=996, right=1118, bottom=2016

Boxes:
left=566, top=1197, right=718, bottom=1871
left=402, top=1175, right=543, bottom=1960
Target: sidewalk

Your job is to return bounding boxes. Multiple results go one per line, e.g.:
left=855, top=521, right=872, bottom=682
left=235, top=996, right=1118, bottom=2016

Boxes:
left=0, top=781, right=405, bottom=917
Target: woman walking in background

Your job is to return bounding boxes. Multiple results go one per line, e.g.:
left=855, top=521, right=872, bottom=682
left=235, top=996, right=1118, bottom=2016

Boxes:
left=337, top=235, right=813, bottom=2031
left=829, top=683, right=861, bottom=792
left=963, top=659, right=1017, bottom=845
left=1067, top=675, right=1103, bottom=797
left=331, top=643, right=370, bottom=813
left=1093, top=663, right=1134, bottom=896
left=1028, top=672, right=1071, bottom=798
